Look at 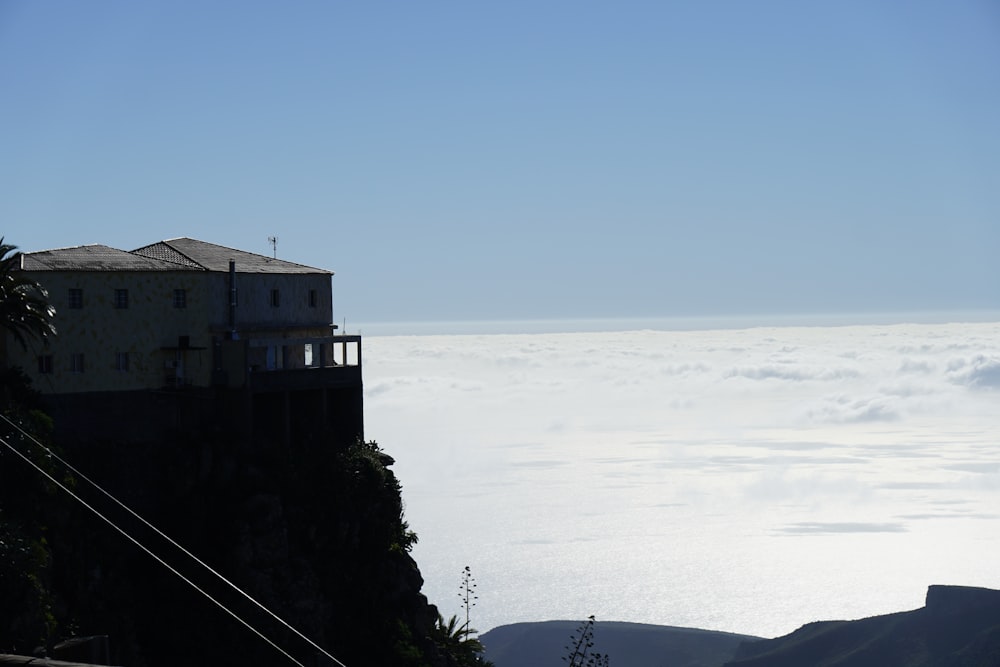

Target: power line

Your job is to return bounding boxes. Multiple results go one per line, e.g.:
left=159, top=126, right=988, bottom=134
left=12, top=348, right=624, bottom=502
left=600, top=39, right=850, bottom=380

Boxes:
left=0, top=414, right=349, bottom=667
left=0, top=431, right=304, bottom=666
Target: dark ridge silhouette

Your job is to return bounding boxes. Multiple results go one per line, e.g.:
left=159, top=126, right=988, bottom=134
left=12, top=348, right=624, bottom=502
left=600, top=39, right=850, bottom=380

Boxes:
left=481, top=620, right=761, bottom=667
left=0, top=424, right=443, bottom=667
left=725, top=585, right=1000, bottom=667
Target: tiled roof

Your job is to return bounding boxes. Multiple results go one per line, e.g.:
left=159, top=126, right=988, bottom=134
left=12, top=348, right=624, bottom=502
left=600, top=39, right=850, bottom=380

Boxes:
left=134, top=238, right=332, bottom=275
left=20, top=245, right=194, bottom=272
left=130, top=242, right=204, bottom=268
left=20, top=238, right=331, bottom=275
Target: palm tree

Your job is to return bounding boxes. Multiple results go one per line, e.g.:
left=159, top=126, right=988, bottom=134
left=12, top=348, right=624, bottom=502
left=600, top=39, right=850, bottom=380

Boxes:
left=433, top=613, right=494, bottom=667
left=0, top=238, right=56, bottom=351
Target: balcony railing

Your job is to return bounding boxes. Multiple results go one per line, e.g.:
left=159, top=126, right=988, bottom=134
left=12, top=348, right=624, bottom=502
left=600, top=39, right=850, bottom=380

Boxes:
left=217, top=334, right=362, bottom=391
left=248, top=363, right=362, bottom=392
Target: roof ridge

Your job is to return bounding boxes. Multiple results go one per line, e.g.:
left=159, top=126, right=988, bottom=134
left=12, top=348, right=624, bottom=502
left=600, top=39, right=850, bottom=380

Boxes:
left=21, top=238, right=330, bottom=274
left=23, top=243, right=118, bottom=254
left=19, top=244, right=197, bottom=272
left=174, top=237, right=295, bottom=262
left=162, top=237, right=332, bottom=274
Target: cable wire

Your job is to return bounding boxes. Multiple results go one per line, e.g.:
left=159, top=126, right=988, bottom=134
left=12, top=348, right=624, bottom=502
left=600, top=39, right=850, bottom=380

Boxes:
left=0, top=414, right=349, bottom=667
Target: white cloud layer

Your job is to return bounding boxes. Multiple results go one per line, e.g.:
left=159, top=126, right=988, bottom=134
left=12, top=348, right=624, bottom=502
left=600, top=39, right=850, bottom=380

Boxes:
left=363, top=322, right=1000, bottom=637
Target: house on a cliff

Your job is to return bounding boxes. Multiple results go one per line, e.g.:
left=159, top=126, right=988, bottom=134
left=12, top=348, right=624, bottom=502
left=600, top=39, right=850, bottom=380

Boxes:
left=1, top=237, right=362, bottom=447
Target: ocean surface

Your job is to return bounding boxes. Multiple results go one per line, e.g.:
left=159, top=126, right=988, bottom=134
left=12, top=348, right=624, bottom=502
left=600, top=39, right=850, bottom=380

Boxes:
left=361, top=318, right=1000, bottom=638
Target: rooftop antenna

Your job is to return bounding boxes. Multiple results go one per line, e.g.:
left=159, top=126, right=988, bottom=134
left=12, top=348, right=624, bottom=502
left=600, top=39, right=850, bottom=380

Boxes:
left=267, top=236, right=278, bottom=258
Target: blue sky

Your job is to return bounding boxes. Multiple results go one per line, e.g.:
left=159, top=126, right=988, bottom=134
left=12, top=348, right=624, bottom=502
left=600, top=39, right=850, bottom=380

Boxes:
left=2, top=2, right=998, bottom=323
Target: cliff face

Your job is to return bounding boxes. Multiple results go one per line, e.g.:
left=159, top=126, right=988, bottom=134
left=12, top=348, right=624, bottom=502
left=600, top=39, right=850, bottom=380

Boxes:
left=0, top=415, right=445, bottom=667
left=924, top=585, right=1000, bottom=619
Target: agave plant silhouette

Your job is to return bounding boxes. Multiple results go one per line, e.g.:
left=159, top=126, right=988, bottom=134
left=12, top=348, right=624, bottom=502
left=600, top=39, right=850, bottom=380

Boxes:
left=563, top=616, right=610, bottom=667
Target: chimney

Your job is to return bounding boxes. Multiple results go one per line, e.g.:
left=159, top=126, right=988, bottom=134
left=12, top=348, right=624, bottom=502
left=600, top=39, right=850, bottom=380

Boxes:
left=228, top=259, right=237, bottom=339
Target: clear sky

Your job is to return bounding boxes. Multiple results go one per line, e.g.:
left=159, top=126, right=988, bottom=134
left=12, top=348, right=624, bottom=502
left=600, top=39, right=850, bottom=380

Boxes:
left=2, top=2, right=998, bottom=323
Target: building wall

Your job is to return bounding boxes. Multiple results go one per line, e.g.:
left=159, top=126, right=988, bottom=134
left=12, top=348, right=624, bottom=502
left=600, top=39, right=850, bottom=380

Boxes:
left=5, top=268, right=337, bottom=395
left=4, top=266, right=363, bottom=449
left=208, top=271, right=333, bottom=335
left=5, top=270, right=213, bottom=393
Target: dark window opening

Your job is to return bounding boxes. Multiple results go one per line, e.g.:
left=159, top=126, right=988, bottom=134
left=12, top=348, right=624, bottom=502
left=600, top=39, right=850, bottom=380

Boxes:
left=38, top=355, right=53, bottom=374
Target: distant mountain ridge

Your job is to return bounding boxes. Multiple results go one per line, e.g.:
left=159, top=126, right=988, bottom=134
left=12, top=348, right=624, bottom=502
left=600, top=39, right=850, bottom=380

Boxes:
left=481, top=620, right=761, bottom=667
left=481, top=586, right=1000, bottom=667
left=725, top=585, right=1000, bottom=667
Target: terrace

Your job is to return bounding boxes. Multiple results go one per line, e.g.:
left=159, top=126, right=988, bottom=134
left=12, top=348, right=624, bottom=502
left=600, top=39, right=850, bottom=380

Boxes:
left=216, top=334, right=362, bottom=393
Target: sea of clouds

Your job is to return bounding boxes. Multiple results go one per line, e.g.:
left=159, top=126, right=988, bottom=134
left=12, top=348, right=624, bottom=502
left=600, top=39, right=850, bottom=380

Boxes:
left=361, top=321, right=1000, bottom=638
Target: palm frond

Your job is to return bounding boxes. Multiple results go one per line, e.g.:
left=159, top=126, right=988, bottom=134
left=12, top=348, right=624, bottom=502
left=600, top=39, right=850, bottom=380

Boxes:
left=1, top=238, right=57, bottom=350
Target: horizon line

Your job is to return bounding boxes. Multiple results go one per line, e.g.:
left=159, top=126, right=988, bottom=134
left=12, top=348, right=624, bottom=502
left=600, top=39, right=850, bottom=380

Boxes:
left=348, top=309, right=1000, bottom=337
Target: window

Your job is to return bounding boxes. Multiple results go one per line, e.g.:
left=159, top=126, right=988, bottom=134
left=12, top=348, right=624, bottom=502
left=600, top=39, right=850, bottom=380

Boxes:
left=70, top=353, right=85, bottom=373
left=114, top=289, right=129, bottom=309
left=270, top=288, right=280, bottom=307
left=308, top=289, right=317, bottom=308
left=304, top=343, right=313, bottom=366
left=37, top=355, right=53, bottom=374
left=115, top=352, right=129, bottom=372
left=173, top=288, right=187, bottom=308
left=68, top=288, right=83, bottom=309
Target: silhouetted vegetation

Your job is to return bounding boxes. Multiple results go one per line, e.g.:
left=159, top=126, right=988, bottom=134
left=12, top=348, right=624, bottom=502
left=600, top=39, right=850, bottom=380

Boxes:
left=434, top=612, right=493, bottom=667
left=0, top=414, right=446, bottom=665
left=459, top=565, right=479, bottom=635
left=0, top=374, right=64, bottom=655
left=1, top=237, right=56, bottom=351
left=431, top=566, right=493, bottom=666
left=563, top=616, right=609, bottom=667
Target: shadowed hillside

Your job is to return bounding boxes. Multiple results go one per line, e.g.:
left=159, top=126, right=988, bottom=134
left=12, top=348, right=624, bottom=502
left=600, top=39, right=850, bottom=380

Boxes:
left=481, top=620, right=760, bottom=667
left=0, top=411, right=445, bottom=666
left=724, top=585, right=1000, bottom=667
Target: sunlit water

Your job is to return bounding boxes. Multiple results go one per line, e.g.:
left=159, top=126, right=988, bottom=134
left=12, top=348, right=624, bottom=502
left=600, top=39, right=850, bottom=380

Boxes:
left=361, top=321, right=1000, bottom=638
